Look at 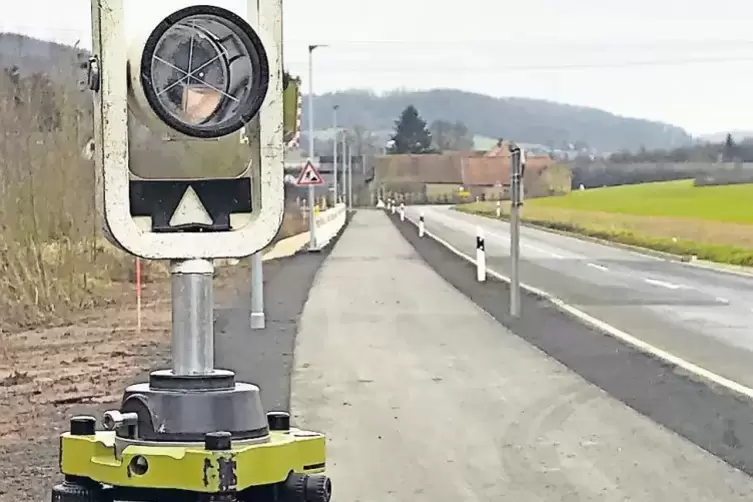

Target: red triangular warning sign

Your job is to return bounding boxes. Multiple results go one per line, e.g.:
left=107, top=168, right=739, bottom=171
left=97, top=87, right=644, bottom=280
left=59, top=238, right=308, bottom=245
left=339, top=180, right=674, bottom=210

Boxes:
left=296, top=160, right=324, bottom=186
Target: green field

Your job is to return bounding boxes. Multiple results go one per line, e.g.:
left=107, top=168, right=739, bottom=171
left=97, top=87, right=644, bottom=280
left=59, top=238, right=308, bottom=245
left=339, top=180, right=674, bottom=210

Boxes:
left=457, top=180, right=753, bottom=266
left=533, top=180, right=753, bottom=224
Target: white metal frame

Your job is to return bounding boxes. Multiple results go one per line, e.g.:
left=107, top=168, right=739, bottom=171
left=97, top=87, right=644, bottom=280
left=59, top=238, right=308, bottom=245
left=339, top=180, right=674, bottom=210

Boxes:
left=90, top=0, right=284, bottom=260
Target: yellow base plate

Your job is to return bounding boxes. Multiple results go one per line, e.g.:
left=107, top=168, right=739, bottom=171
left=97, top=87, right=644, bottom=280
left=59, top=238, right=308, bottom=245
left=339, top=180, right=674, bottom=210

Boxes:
left=60, top=429, right=326, bottom=493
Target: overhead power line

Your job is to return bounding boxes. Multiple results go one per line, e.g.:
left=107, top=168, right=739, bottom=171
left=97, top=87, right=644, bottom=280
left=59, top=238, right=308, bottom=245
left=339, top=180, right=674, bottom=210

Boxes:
left=285, top=56, right=753, bottom=73
left=286, top=38, right=753, bottom=49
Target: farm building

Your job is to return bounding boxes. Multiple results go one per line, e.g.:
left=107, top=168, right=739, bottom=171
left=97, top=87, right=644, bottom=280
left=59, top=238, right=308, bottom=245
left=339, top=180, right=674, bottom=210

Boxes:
left=369, top=141, right=572, bottom=204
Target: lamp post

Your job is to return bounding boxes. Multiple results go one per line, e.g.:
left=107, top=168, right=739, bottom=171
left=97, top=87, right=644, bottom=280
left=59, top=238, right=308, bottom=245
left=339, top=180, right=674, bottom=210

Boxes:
left=332, top=104, right=339, bottom=205
left=306, top=44, right=326, bottom=250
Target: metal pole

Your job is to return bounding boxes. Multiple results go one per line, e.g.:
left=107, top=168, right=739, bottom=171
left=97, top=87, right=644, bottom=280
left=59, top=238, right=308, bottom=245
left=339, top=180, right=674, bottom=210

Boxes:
left=333, top=105, right=338, bottom=206
left=250, top=253, right=265, bottom=329
left=171, top=259, right=214, bottom=375
left=341, top=133, right=346, bottom=201
left=347, top=141, right=353, bottom=209
left=247, top=0, right=265, bottom=330
left=509, top=145, right=522, bottom=318
left=307, top=45, right=317, bottom=250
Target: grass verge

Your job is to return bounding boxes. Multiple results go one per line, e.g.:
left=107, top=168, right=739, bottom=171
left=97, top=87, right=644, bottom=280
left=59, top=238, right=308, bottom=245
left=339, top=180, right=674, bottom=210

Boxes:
left=534, top=179, right=753, bottom=224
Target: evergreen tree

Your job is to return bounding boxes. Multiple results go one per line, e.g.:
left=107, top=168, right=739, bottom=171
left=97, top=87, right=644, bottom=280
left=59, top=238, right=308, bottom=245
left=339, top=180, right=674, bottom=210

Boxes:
left=724, top=133, right=736, bottom=161
left=388, top=105, right=432, bottom=154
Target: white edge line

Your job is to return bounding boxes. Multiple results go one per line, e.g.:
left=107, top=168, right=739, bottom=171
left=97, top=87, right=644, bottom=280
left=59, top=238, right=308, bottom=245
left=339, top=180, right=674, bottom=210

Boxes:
left=404, top=213, right=753, bottom=401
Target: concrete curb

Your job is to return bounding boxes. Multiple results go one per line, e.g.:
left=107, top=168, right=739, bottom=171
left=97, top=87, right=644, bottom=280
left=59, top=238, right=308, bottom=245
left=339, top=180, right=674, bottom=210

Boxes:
left=215, top=205, right=349, bottom=265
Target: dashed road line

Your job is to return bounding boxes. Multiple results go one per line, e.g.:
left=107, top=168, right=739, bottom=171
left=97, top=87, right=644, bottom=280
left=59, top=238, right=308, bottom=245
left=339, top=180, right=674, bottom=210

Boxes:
left=643, top=278, right=684, bottom=290
left=587, top=263, right=608, bottom=271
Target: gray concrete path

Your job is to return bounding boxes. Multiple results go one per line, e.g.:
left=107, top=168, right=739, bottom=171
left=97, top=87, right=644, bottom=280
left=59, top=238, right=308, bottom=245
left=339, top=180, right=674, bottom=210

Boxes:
left=291, top=210, right=753, bottom=502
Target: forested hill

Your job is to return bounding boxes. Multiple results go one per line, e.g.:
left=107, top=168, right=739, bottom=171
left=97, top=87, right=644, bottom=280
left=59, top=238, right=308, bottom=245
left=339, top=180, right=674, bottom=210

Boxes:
left=2, top=33, right=693, bottom=153
left=0, top=33, right=85, bottom=78
left=303, top=89, right=693, bottom=152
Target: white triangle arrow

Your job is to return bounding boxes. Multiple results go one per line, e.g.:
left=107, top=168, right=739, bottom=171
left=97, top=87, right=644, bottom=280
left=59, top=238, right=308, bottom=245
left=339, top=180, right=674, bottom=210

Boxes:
left=169, top=186, right=213, bottom=227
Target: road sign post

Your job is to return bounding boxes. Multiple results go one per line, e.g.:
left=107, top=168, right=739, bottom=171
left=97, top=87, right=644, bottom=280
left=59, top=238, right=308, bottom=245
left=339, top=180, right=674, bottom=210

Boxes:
left=296, top=160, right=324, bottom=250
left=52, top=1, right=332, bottom=501
left=509, top=142, right=526, bottom=318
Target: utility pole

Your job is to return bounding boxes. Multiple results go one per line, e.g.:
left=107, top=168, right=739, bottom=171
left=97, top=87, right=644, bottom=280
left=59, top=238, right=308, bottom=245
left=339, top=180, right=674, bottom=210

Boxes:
left=332, top=105, right=339, bottom=205
left=341, top=131, right=347, bottom=202
left=307, top=44, right=325, bottom=251
left=509, top=142, right=525, bottom=318
left=347, top=141, right=353, bottom=209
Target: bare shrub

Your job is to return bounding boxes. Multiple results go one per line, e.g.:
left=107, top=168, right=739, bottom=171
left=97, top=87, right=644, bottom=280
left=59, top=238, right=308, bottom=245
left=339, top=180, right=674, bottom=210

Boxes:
left=0, top=67, right=107, bottom=329
left=0, top=63, right=297, bottom=330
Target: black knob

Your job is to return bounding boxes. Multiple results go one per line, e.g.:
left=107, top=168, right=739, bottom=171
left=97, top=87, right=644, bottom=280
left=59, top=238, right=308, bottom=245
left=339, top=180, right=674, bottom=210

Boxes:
left=69, top=416, right=96, bottom=436
left=305, top=475, right=332, bottom=502
left=51, top=479, right=99, bottom=502
left=204, top=431, right=232, bottom=451
left=283, top=474, right=332, bottom=502
left=267, top=411, right=290, bottom=431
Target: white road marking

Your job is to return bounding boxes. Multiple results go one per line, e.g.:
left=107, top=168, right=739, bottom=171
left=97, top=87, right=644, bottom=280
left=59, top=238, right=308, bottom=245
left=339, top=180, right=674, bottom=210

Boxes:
left=587, top=263, right=608, bottom=271
left=716, top=297, right=730, bottom=305
left=644, top=278, right=684, bottom=290
left=524, top=242, right=565, bottom=259
left=404, top=216, right=753, bottom=402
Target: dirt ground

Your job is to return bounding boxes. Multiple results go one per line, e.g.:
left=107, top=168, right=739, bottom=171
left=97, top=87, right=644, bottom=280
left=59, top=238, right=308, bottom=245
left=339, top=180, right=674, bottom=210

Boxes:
left=0, top=205, right=306, bottom=502
left=0, top=262, right=253, bottom=502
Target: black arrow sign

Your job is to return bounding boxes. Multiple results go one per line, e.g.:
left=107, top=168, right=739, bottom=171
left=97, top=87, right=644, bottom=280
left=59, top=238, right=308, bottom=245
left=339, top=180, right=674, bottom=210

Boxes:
left=129, top=178, right=252, bottom=233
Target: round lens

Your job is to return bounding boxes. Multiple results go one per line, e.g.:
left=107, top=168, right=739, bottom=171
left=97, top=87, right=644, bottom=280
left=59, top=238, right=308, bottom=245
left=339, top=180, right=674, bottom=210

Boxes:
left=141, top=6, right=269, bottom=138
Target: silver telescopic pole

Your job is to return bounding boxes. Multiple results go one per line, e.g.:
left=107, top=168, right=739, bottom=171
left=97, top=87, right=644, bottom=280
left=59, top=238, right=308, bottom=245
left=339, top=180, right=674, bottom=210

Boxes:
left=171, top=259, right=214, bottom=375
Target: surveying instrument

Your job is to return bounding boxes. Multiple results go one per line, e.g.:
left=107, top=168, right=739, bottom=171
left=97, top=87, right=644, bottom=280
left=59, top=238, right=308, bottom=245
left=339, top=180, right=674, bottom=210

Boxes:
left=51, top=1, right=331, bottom=501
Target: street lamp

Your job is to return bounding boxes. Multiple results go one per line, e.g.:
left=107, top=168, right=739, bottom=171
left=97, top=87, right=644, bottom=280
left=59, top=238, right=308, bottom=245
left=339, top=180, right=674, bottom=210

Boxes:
left=306, top=43, right=327, bottom=250
left=333, top=104, right=339, bottom=205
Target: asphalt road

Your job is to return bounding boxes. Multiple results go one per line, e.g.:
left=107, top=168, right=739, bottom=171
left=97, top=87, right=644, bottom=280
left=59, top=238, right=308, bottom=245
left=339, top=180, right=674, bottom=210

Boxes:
left=291, top=210, right=753, bottom=501
left=406, top=205, right=753, bottom=391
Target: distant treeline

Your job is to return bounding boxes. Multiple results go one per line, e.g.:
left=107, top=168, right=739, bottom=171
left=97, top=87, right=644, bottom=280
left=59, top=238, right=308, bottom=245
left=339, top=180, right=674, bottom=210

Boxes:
left=607, top=136, right=753, bottom=164
left=568, top=160, right=753, bottom=189
left=567, top=135, right=753, bottom=188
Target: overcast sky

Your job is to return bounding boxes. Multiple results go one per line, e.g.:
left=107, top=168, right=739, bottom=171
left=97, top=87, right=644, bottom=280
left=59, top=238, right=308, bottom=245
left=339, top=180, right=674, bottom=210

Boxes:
left=4, top=0, right=753, bottom=136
